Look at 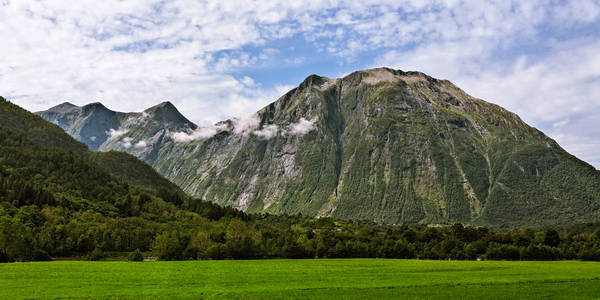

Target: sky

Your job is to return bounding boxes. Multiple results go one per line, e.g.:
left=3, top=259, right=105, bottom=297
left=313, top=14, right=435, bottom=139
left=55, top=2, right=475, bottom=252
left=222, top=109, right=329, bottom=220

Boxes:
left=0, top=0, right=599, bottom=168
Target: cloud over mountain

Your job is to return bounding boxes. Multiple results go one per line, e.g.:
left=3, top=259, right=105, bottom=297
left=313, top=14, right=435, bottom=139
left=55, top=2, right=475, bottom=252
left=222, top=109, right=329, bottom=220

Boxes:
left=1, top=0, right=599, bottom=167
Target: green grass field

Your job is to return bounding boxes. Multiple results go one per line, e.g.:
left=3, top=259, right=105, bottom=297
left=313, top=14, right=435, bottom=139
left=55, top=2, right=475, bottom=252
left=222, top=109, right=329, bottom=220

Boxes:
left=1, top=259, right=600, bottom=299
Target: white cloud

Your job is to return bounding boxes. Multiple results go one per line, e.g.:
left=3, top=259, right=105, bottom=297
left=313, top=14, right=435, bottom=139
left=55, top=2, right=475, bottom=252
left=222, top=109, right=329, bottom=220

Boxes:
left=134, top=140, right=147, bottom=149
left=232, top=114, right=260, bottom=136
left=122, top=137, right=132, bottom=149
left=253, top=124, right=278, bottom=139
left=107, top=128, right=128, bottom=139
left=0, top=0, right=304, bottom=124
left=241, top=76, right=255, bottom=87
left=288, top=117, right=317, bottom=136
left=170, top=124, right=228, bottom=142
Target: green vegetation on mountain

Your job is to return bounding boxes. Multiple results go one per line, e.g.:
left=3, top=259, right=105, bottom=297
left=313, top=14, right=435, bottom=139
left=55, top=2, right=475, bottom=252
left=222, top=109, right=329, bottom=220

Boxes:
left=89, top=151, right=182, bottom=195
left=1, top=99, right=88, bottom=155
left=36, top=68, right=600, bottom=228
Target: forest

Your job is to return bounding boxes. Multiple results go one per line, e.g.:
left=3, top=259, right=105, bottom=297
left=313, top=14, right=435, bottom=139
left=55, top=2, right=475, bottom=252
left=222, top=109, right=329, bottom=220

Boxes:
left=3, top=184, right=600, bottom=262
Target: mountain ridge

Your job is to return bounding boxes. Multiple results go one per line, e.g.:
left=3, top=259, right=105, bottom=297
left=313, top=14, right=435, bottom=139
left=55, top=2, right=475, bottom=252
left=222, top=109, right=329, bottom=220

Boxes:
left=36, top=99, right=196, bottom=156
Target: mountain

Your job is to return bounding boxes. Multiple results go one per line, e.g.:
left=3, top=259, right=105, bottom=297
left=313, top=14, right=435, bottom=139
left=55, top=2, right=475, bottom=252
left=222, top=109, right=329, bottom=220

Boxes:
left=0, top=96, right=248, bottom=261
left=5, top=98, right=600, bottom=264
left=36, top=68, right=600, bottom=228
left=1, top=97, right=182, bottom=196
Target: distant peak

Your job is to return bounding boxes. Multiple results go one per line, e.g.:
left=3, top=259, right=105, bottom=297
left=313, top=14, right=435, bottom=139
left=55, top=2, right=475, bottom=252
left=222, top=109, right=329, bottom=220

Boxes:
left=358, top=68, right=400, bottom=84
left=299, top=74, right=338, bottom=91
left=143, top=101, right=197, bottom=129
left=44, top=101, right=81, bottom=114
left=58, top=101, right=78, bottom=107
left=78, top=102, right=111, bottom=115
left=145, top=101, right=177, bottom=112
left=364, top=67, right=397, bottom=74
left=49, top=101, right=79, bottom=109
left=83, top=102, right=108, bottom=109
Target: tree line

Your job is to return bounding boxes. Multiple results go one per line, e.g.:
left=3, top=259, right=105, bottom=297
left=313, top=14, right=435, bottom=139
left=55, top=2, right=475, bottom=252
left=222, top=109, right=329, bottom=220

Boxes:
left=2, top=197, right=600, bottom=262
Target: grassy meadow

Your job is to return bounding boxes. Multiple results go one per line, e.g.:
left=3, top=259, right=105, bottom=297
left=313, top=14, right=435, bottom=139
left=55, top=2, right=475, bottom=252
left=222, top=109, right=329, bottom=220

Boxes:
left=1, top=259, right=600, bottom=299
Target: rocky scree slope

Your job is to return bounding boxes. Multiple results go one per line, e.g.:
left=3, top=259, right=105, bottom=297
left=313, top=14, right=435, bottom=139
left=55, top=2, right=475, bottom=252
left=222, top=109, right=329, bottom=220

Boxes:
left=36, top=68, right=600, bottom=228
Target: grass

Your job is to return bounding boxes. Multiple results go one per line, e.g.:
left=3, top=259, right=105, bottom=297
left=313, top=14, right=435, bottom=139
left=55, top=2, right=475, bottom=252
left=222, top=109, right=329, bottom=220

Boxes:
left=1, top=259, right=600, bottom=299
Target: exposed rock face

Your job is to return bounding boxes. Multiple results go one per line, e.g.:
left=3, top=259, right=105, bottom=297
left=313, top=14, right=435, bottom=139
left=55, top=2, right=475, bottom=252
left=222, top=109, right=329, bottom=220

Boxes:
left=36, top=67, right=600, bottom=228
left=38, top=102, right=122, bottom=150
left=37, top=101, right=196, bottom=165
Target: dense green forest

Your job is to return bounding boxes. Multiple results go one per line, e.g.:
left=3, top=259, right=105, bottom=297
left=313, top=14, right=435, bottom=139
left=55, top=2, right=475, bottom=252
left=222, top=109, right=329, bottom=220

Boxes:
left=1, top=96, right=600, bottom=263
left=3, top=194, right=600, bottom=262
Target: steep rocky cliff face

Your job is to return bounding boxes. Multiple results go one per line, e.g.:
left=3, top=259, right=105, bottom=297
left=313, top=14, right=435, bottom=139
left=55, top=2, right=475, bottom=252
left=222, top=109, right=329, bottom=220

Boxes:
left=37, top=68, right=600, bottom=228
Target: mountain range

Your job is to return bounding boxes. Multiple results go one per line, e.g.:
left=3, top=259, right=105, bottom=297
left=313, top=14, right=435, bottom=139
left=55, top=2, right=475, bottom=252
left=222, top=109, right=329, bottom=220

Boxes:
left=35, top=67, right=600, bottom=228
left=0, top=96, right=186, bottom=198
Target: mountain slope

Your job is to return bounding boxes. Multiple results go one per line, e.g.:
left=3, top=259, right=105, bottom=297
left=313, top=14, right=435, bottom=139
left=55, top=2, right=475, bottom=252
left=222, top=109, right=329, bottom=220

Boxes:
left=36, top=68, right=600, bottom=228
left=1, top=99, right=88, bottom=155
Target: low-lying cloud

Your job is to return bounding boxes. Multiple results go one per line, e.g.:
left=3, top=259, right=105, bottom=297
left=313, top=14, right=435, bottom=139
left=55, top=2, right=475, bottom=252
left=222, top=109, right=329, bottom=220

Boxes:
left=107, top=128, right=128, bottom=139
left=288, top=117, right=317, bottom=136
left=134, top=140, right=147, bottom=149
left=250, top=117, right=318, bottom=140
left=169, top=114, right=318, bottom=142
left=122, top=137, right=133, bottom=149
left=253, top=124, right=279, bottom=139
left=170, top=124, right=228, bottom=142
left=232, top=114, right=260, bottom=136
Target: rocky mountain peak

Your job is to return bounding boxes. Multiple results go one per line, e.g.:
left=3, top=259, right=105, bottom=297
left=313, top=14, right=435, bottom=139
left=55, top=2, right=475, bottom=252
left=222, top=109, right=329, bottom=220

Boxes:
left=342, top=67, right=434, bottom=86
left=55, top=101, right=79, bottom=108
left=45, top=102, right=80, bottom=114
left=144, top=100, right=176, bottom=111
left=82, top=102, right=108, bottom=110
left=146, top=101, right=176, bottom=111
left=298, top=74, right=338, bottom=91
left=144, top=101, right=196, bottom=129
left=80, top=102, right=113, bottom=116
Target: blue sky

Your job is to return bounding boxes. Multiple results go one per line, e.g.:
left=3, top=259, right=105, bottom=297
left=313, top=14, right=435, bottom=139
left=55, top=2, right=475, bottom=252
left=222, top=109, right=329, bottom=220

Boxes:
left=0, top=0, right=599, bottom=168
